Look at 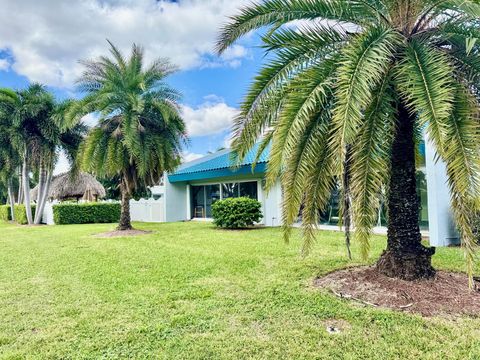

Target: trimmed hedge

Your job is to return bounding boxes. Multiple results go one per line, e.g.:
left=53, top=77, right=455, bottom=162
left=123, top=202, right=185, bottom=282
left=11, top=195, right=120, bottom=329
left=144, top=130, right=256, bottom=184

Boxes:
left=53, top=203, right=121, bottom=225
left=212, top=197, right=263, bottom=229
left=0, top=205, right=10, bottom=222
left=14, top=204, right=36, bottom=225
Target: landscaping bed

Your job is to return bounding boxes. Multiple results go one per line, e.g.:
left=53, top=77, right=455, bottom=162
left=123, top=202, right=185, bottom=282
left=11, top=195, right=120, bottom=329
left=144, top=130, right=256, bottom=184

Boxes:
left=315, top=266, right=480, bottom=317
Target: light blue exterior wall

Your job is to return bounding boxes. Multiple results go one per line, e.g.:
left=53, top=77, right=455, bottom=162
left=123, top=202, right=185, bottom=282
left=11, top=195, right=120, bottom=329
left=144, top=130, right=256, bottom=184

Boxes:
left=424, top=133, right=460, bottom=246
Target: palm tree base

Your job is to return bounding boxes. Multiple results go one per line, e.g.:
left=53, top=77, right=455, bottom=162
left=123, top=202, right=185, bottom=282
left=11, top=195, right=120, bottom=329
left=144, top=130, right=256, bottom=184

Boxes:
left=116, top=224, right=133, bottom=231
left=376, top=247, right=436, bottom=281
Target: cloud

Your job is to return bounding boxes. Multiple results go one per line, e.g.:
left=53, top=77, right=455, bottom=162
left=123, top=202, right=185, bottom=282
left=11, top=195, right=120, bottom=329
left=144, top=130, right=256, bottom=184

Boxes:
left=182, top=151, right=204, bottom=163
left=0, top=0, right=251, bottom=87
left=0, top=58, right=10, bottom=71
left=182, top=96, right=238, bottom=137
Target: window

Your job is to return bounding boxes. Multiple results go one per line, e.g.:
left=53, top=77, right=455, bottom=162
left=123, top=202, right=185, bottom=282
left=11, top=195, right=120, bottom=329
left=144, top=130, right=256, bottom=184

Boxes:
left=205, top=184, right=220, bottom=218
left=222, top=183, right=239, bottom=198
left=190, top=181, right=259, bottom=218
left=239, top=181, right=258, bottom=199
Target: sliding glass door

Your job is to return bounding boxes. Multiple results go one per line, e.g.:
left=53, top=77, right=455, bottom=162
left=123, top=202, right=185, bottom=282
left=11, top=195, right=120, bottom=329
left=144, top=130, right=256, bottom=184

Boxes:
left=190, top=181, right=258, bottom=218
left=205, top=184, right=221, bottom=217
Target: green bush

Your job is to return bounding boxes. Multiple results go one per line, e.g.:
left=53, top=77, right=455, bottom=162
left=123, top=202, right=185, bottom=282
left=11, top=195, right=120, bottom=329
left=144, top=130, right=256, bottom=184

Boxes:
left=14, top=204, right=36, bottom=225
left=53, top=203, right=121, bottom=225
left=0, top=205, right=11, bottom=222
left=212, top=197, right=263, bottom=229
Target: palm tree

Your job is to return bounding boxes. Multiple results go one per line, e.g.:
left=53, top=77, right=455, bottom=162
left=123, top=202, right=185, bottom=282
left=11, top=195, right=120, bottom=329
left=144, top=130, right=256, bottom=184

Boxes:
left=0, top=106, right=21, bottom=221
left=0, top=85, right=56, bottom=224
left=217, top=0, right=480, bottom=284
left=0, top=87, right=84, bottom=225
left=70, top=41, right=187, bottom=230
left=32, top=100, right=88, bottom=224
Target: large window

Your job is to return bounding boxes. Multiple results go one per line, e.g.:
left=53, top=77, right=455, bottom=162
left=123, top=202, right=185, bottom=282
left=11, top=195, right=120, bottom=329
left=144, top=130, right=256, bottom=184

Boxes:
left=222, top=183, right=239, bottom=199
left=240, top=182, right=258, bottom=199
left=191, top=181, right=258, bottom=218
left=205, top=184, right=220, bottom=218
left=316, top=170, right=428, bottom=229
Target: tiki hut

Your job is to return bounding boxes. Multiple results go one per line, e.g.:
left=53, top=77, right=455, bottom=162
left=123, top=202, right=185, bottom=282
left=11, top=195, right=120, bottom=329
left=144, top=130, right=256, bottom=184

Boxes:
left=31, top=172, right=106, bottom=202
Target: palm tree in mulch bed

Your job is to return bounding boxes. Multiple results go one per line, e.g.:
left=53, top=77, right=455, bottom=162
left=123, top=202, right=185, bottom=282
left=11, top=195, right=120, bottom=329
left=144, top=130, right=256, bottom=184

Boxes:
left=217, top=0, right=480, bottom=286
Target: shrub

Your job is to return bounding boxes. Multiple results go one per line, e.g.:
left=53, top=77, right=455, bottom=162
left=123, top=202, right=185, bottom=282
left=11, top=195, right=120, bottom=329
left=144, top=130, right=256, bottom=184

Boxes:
left=212, top=197, right=263, bottom=229
left=14, top=204, right=36, bottom=225
left=53, top=203, right=121, bottom=225
left=0, top=205, right=11, bottom=222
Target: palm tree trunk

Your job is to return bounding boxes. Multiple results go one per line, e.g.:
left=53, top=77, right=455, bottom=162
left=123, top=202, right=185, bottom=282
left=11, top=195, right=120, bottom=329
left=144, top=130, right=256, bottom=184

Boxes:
left=22, top=156, right=33, bottom=225
left=34, top=162, right=46, bottom=224
left=7, top=178, right=15, bottom=221
left=376, top=103, right=435, bottom=280
left=17, top=167, right=23, bottom=204
left=117, top=182, right=132, bottom=231
left=35, top=166, right=52, bottom=225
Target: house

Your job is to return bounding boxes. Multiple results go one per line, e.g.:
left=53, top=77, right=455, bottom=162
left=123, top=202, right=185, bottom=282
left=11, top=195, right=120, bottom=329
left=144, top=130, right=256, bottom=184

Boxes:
left=143, top=135, right=459, bottom=247
left=157, top=144, right=283, bottom=227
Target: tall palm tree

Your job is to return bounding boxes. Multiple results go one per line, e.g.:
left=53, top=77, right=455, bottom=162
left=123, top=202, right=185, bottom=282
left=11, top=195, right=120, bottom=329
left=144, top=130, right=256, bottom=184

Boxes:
left=217, top=0, right=480, bottom=284
left=0, top=106, right=21, bottom=221
left=70, top=41, right=187, bottom=230
left=0, top=85, right=56, bottom=224
left=0, top=87, right=84, bottom=224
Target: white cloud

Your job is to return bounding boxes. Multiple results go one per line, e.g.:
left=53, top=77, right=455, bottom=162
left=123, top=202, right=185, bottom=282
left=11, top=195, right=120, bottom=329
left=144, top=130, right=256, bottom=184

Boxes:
left=0, top=0, right=251, bottom=87
left=182, top=96, right=238, bottom=137
left=0, top=58, right=10, bottom=71
left=182, top=151, right=204, bottom=163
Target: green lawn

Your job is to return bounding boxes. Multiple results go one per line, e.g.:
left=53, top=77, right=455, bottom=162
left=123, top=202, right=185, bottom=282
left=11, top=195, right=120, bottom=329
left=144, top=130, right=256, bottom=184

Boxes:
left=0, top=222, right=478, bottom=359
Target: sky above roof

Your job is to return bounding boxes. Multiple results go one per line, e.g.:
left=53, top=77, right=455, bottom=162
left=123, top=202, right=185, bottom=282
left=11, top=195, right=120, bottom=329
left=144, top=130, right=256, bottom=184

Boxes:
left=0, top=0, right=265, bottom=174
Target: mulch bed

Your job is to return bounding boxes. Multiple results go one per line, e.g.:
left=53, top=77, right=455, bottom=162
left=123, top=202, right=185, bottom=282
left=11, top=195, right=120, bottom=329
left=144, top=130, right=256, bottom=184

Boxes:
left=314, top=266, right=480, bottom=317
left=94, top=229, right=152, bottom=238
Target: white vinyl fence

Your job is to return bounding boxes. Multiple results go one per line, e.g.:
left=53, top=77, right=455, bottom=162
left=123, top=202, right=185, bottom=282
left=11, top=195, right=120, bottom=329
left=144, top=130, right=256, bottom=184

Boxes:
left=41, top=201, right=56, bottom=225
left=130, top=198, right=165, bottom=223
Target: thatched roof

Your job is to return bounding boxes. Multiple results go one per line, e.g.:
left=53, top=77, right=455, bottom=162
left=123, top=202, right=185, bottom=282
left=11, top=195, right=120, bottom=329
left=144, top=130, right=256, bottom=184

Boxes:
left=31, top=172, right=106, bottom=201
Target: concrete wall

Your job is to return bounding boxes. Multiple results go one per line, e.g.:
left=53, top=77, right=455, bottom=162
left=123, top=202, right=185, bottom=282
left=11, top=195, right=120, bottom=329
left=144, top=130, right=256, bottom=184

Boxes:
left=164, top=174, right=188, bottom=222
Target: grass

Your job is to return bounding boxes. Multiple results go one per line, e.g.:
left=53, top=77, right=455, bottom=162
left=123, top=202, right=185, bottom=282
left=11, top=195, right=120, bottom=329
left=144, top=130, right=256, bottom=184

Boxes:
left=0, top=221, right=478, bottom=359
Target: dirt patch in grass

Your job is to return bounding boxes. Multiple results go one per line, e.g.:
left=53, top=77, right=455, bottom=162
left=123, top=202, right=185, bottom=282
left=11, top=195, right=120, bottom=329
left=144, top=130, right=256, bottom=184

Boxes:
left=94, top=229, right=152, bottom=238
left=314, top=266, right=480, bottom=317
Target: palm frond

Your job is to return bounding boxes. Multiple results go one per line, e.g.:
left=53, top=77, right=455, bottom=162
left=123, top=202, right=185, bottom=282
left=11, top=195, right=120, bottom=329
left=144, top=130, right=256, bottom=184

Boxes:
left=216, top=0, right=384, bottom=54
left=395, top=40, right=455, bottom=152
left=331, top=25, right=400, bottom=170
left=350, top=72, right=396, bottom=260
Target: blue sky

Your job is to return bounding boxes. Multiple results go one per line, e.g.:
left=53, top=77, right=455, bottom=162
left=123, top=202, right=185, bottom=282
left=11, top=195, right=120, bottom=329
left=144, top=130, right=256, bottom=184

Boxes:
left=0, top=0, right=263, bottom=172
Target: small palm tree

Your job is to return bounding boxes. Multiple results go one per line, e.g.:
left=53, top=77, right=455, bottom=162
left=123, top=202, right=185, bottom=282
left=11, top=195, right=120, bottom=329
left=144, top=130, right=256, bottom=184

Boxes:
left=71, top=42, right=187, bottom=230
left=217, top=0, right=480, bottom=283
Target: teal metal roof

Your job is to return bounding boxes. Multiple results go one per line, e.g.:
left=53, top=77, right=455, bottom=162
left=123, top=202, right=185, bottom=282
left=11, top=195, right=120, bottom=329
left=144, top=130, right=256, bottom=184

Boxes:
left=168, top=144, right=269, bottom=183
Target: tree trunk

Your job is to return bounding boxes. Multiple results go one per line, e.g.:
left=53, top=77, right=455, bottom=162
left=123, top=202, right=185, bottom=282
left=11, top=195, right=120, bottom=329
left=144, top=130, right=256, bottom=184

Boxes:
left=7, top=178, right=15, bottom=222
left=34, top=162, right=46, bottom=224
left=117, top=183, right=132, bottom=231
left=17, top=167, right=23, bottom=205
left=35, top=167, right=52, bottom=225
left=376, top=103, right=435, bottom=280
left=22, top=157, right=33, bottom=225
